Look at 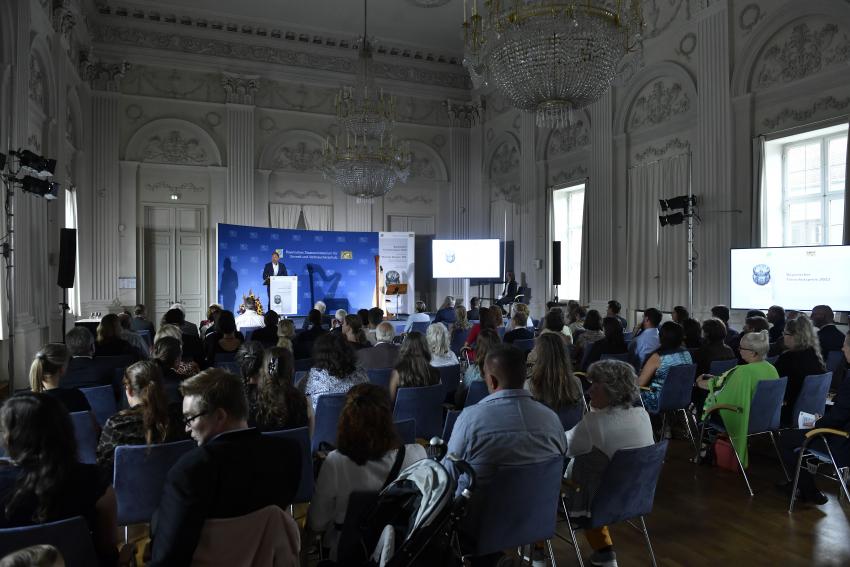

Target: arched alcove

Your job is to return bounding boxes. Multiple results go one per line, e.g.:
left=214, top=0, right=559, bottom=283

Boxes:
left=258, top=128, right=325, bottom=173
left=125, top=118, right=222, bottom=165
left=405, top=139, right=449, bottom=182
left=614, top=61, right=697, bottom=135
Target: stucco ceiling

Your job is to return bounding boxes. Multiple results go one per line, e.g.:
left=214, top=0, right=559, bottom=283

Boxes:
left=130, top=0, right=465, bottom=55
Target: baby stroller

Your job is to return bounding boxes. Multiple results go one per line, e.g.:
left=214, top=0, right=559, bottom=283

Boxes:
left=335, top=452, right=476, bottom=567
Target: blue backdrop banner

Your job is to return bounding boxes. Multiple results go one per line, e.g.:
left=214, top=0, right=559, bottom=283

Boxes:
left=217, top=223, right=379, bottom=316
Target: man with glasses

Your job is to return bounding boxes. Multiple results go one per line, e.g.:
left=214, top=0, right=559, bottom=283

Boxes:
left=150, top=369, right=301, bottom=566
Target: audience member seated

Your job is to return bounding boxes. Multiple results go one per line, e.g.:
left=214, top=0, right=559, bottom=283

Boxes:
left=249, top=310, right=280, bottom=346
left=563, top=360, right=654, bottom=567
left=130, top=303, right=156, bottom=335
left=293, top=309, right=327, bottom=360
left=199, top=303, right=222, bottom=336
left=330, top=309, right=347, bottom=335
left=308, top=384, right=427, bottom=561
left=443, top=344, right=566, bottom=565
left=203, top=310, right=243, bottom=362
left=639, top=321, right=694, bottom=412
left=575, top=309, right=604, bottom=356
left=775, top=315, right=826, bottom=426
left=153, top=337, right=190, bottom=388
left=494, top=271, right=519, bottom=309
left=149, top=369, right=301, bottom=566
left=234, top=294, right=265, bottom=332
left=504, top=303, right=532, bottom=332
left=525, top=333, right=583, bottom=414
left=451, top=305, right=471, bottom=338
left=155, top=325, right=201, bottom=378
left=568, top=306, right=587, bottom=336
left=118, top=312, right=149, bottom=359
left=682, top=318, right=702, bottom=350
left=467, top=297, right=481, bottom=321
left=342, top=314, right=370, bottom=351
left=0, top=544, right=64, bottom=566
left=779, top=332, right=850, bottom=505
left=426, top=322, right=459, bottom=367
left=94, top=314, right=138, bottom=360
left=458, top=329, right=501, bottom=407
left=633, top=308, right=662, bottom=367
left=692, top=318, right=737, bottom=377
left=0, top=394, right=118, bottom=566
left=365, top=307, right=384, bottom=345
left=236, top=341, right=265, bottom=420
left=606, top=300, right=628, bottom=330
left=404, top=301, right=431, bottom=333
left=168, top=303, right=200, bottom=337
left=811, top=304, right=846, bottom=356
left=357, top=309, right=370, bottom=328
left=276, top=318, right=296, bottom=352
left=711, top=305, right=738, bottom=345
left=29, top=343, right=91, bottom=414
left=96, top=360, right=186, bottom=475
left=464, top=305, right=501, bottom=349
left=388, top=332, right=440, bottom=401
left=729, top=316, right=769, bottom=361
left=62, top=327, right=109, bottom=390
left=671, top=305, right=689, bottom=324
left=301, top=334, right=368, bottom=410
left=433, top=295, right=457, bottom=325
left=301, top=301, right=328, bottom=330
left=357, top=322, right=400, bottom=370
left=537, top=309, right=572, bottom=346
left=767, top=305, right=787, bottom=344
left=695, top=330, right=778, bottom=466
left=252, top=347, right=311, bottom=433
left=503, top=309, right=534, bottom=344
left=162, top=308, right=205, bottom=365
left=584, top=316, right=630, bottom=369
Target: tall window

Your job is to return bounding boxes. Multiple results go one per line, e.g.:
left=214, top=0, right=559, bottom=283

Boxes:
left=763, top=124, right=848, bottom=246
left=552, top=183, right=584, bottom=299
left=64, top=187, right=81, bottom=315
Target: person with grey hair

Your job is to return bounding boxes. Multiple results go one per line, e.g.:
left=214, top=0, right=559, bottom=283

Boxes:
left=356, top=321, right=400, bottom=370
left=563, top=359, right=654, bottom=566
left=331, top=309, right=348, bottom=334
left=62, top=327, right=108, bottom=390
left=695, top=329, right=779, bottom=467
left=404, top=300, right=431, bottom=333
left=426, top=322, right=459, bottom=367
left=433, top=295, right=457, bottom=326
left=775, top=315, right=826, bottom=425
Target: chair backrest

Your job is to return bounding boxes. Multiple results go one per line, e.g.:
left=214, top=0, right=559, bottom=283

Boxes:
left=589, top=441, right=668, bottom=529
left=450, top=329, right=470, bottom=355
left=69, top=411, right=97, bottom=464
left=241, top=326, right=261, bottom=341
left=709, top=358, right=738, bottom=376
left=393, top=383, right=446, bottom=439
left=557, top=402, right=584, bottom=432
left=80, top=385, right=118, bottom=427
left=464, top=380, right=489, bottom=407
left=442, top=410, right=461, bottom=442
left=826, top=350, right=844, bottom=376
left=312, top=393, right=348, bottom=452
left=467, top=455, right=563, bottom=555
left=113, top=439, right=196, bottom=525
left=497, top=327, right=506, bottom=339
left=411, top=321, right=430, bottom=334
left=791, top=372, right=832, bottom=426
left=214, top=352, right=236, bottom=363
left=294, top=358, right=313, bottom=372
left=623, top=331, right=634, bottom=341
left=262, top=427, right=313, bottom=504
left=655, top=364, right=697, bottom=413
left=214, top=361, right=241, bottom=374
left=135, top=329, right=153, bottom=347
left=513, top=338, right=536, bottom=353
left=437, top=365, right=461, bottom=396
left=0, top=516, right=98, bottom=566
left=294, top=371, right=307, bottom=387
left=766, top=355, right=779, bottom=365
left=600, top=352, right=631, bottom=364
left=367, top=367, right=393, bottom=390
left=394, top=418, right=416, bottom=445
left=748, top=377, right=788, bottom=433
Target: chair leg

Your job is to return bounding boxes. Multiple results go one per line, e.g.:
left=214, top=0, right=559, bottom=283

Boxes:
left=730, top=439, right=754, bottom=496
left=546, top=539, right=557, bottom=567
left=679, top=408, right=698, bottom=453
left=824, top=441, right=850, bottom=505
left=693, top=420, right=707, bottom=464
left=770, top=431, right=791, bottom=482
left=788, top=446, right=807, bottom=513
left=639, top=516, right=658, bottom=567
left=565, top=520, right=585, bottom=567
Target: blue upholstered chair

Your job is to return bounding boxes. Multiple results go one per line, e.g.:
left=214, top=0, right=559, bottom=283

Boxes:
left=294, top=358, right=313, bottom=372
left=262, top=427, right=313, bottom=505
left=790, top=372, right=832, bottom=427
left=312, top=393, right=347, bottom=452
left=709, top=358, right=738, bottom=376
left=450, top=329, right=470, bottom=356
left=513, top=338, right=536, bottom=353
left=80, top=385, right=118, bottom=428
left=643, top=363, right=698, bottom=450
left=393, top=383, right=446, bottom=439
left=557, top=401, right=586, bottom=432
left=0, top=516, right=98, bottom=566
left=464, top=381, right=489, bottom=407
left=240, top=326, right=261, bottom=341
left=366, top=367, right=393, bottom=391
left=410, top=321, right=430, bottom=334
left=214, top=361, right=241, bottom=374
left=69, top=411, right=98, bottom=465
left=394, top=418, right=416, bottom=445
left=437, top=365, right=461, bottom=399
left=214, top=352, right=236, bottom=364
left=442, top=410, right=462, bottom=442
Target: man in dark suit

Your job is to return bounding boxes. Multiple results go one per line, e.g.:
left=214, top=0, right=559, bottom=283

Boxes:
left=150, top=369, right=301, bottom=566
left=293, top=309, right=326, bottom=360
left=250, top=311, right=280, bottom=346
left=495, top=272, right=518, bottom=308
left=812, top=304, right=846, bottom=357
left=62, top=327, right=113, bottom=389
left=357, top=322, right=401, bottom=370
left=262, top=251, right=287, bottom=305
left=467, top=297, right=481, bottom=322
left=130, top=304, right=156, bottom=334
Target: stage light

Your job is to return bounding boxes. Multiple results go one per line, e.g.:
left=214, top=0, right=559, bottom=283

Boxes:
left=10, top=149, right=55, bottom=179
left=659, top=212, right=684, bottom=227
left=660, top=195, right=696, bottom=212
left=21, top=176, right=59, bottom=200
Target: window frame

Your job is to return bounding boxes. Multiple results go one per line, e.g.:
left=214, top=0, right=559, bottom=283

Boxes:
left=551, top=182, right=585, bottom=300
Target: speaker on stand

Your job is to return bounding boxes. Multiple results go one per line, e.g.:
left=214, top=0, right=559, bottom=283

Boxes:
left=58, top=228, right=76, bottom=341
left=552, top=241, right=561, bottom=302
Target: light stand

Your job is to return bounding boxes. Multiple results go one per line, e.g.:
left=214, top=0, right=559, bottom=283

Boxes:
left=659, top=192, right=697, bottom=314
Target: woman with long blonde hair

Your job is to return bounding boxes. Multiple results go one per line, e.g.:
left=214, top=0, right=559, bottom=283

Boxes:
left=526, top=333, right=583, bottom=411
left=277, top=318, right=296, bottom=351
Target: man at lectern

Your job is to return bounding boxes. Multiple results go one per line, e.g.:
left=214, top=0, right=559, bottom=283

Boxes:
left=262, top=251, right=287, bottom=304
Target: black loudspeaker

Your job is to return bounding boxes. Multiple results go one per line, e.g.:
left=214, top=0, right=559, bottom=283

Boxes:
left=57, top=228, right=76, bottom=288
left=552, top=241, right=562, bottom=286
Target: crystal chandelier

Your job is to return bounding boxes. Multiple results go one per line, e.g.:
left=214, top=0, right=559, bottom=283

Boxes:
left=463, top=0, right=644, bottom=128
left=322, top=2, right=411, bottom=201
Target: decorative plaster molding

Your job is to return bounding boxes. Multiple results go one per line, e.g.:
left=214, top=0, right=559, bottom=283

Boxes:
left=145, top=181, right=206, bottom=194
left=445, top=100, right=484, bottom=127
left=409, top=152, right=438, bottom=180
left=761, top=96, right=850, bottom=130
left=644, top=0, right=692, bottom=40
left=633, top=138, right=691, bottom=162
left=489, top=142, right=520, bottom=178
left=121, top=66, right=224, bottom=101
left=385, top=193, right=434, bottom=205
left=27, top=133, right=42, bottom=154
left=29, top=56, right=46, bottom=108
left=222, top=72, right=260, bottom=105
left=273, top=142, right=323, bottom=173
left=274, top=190, right=329, bottom=201
left=91, top=23, right=470, bottom=90
left=65, top=102, right=75, bottom=145
left=738, top=4, right=764, bottom=35
left=484, top=92, right=513, bottom=120
left=52, top=1, right=77, bottom=40
left=491, top=183, right=521, bottom=203
left=753, top=21, right=850, bottom=91
left=142, top=131, right=209, bottom=164
left=628, top=80, right=691, bottom=131
left=675, top=33, right=697, bottom=61
left=550, top=166, right=588, bottom=185
left=81, top=52, right=130, bottom=91
left=547, top=121, right=590, bottom=157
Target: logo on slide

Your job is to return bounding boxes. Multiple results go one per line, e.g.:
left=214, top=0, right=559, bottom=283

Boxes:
left=752, top=264, right=771, bottom=286
left=273, top=295, right=281, bottom=305
left=340, top=251, right=353, bottom=260
left=445, top=250, right=456, bottom=264
left=385, top=271, right=400, bottom=284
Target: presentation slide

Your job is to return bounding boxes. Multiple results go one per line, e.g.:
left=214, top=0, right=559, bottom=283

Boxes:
left=432, top=239, right=501, bottom=279
left=730, top=246, right=850, bottom=310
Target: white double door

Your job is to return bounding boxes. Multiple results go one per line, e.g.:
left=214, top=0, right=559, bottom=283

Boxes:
left=143, top=205, right=208, bottom=327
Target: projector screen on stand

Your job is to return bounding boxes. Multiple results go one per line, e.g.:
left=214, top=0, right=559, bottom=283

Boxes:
left=432, top=239, right=501, bottom=279
left=730, top=245, right=850, bottom=310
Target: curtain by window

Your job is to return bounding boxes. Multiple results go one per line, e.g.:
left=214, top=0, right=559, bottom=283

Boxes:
left=301, top=205, right=333, bottom=231
left=751, top=135, right=765, bottom=247
left=269, top=204, right=301, bottom=229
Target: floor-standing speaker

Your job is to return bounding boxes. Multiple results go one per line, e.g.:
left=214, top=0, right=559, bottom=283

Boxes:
left=552, top=241, right=562, bottom=286
left=58, top=228, right=76, bottom=288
